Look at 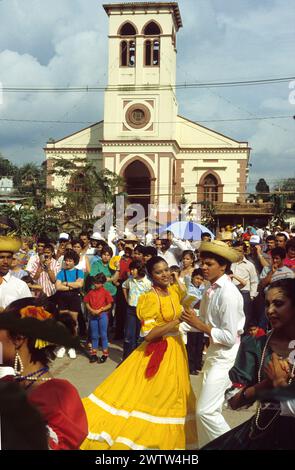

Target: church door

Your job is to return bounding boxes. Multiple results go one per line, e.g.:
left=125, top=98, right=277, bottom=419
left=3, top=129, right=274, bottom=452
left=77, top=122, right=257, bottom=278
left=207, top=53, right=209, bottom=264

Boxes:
left=123, top=160, right=151, bottom=216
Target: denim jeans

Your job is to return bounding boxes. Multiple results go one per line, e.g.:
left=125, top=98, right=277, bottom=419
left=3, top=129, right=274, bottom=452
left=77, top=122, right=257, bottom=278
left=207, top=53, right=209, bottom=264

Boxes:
left=123, top=305, right=142, bottom=360
left=89, top=312, right=109, bottom=351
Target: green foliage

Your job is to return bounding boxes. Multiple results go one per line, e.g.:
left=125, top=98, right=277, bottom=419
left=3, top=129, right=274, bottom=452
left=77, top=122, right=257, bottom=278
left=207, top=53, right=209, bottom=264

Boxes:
left=273, top=178, right=295, bottom=205
left=269, top=194, right=287, bottom=226
left=49, top=158, right=126, bottom=217
left=255, top=178, right=270, bottom=201
left=0, top=154, right=18, bottom=177
left=0, top=204, right=59, bottom=238
left=179, top=188, right=188, bottom=206
left=15, top=163, right=46, bottom=209
left=200, top=201, right=216, bottom=231
left=0, top=154, right=46, bottom=209
left=0, top=153, right=126, bottom=235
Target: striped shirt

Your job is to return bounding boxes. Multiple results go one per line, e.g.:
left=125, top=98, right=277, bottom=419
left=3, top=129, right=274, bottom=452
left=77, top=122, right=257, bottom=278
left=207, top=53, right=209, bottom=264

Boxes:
left=28, top=258, right=61, bottom=296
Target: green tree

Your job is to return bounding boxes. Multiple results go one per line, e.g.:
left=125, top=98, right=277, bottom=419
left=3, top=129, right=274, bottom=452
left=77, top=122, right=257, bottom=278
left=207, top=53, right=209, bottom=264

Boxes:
left=255, top=178, right=270, bottom=202
left=269, top=193, right=287, bottom=227
left=0, top=153, right=18, bottom=178
left=15, top=163, right=46, bottom=209
left=274, top=178, right=295, bottom=199
left=201, top=201, right=216, bottom=231
left=0, top=204, right=59, bottom=238
left=48, top=158, right=125, bottom=218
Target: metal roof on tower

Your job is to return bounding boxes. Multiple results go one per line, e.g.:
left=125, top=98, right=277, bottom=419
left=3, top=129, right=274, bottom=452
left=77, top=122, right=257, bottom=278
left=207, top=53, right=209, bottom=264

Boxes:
left=103, top=2, right=183, bottom=30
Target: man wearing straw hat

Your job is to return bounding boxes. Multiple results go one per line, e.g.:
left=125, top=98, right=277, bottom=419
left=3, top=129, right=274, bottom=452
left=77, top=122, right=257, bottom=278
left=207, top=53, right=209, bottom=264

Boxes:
left=0, top=236, right=31, bottom=311
left=181, top=240, right=245, bottom=447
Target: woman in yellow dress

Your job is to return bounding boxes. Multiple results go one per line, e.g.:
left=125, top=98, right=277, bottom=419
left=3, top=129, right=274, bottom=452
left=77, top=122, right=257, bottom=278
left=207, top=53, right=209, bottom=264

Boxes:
left=81, top=256, right=197, bottom=450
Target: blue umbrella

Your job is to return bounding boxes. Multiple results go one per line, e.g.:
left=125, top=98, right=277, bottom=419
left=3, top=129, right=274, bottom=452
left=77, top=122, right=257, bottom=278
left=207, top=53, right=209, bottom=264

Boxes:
left=158, top=221, right=214, bottom=241
left=244, top=226, right=257, bottom=235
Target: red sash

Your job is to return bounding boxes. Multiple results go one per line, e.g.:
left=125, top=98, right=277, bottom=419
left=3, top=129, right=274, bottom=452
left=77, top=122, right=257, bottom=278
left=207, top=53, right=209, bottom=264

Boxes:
left=144, top=338, right=168, bottom=378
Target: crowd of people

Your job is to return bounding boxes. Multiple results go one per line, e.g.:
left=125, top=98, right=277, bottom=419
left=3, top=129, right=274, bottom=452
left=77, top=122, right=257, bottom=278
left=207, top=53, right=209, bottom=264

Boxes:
left=0, top=221, right=295, bottom=450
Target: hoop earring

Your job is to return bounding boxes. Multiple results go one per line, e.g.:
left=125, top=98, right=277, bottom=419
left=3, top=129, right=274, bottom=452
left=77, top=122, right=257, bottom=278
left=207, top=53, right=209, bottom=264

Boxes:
left=14, top=351, right=24, bottom=376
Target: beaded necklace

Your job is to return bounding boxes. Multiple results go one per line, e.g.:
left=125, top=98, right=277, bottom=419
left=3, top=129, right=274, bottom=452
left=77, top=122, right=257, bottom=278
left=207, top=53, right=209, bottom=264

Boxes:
left=249, top=331, right=295, bottom=439
left=153, top=287, right=177, bottom=322
left=16, top=366, right=52, bottom=390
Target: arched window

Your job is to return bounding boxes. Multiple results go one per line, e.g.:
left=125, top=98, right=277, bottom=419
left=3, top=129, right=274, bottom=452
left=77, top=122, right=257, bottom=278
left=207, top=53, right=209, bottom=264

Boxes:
left=119, top=22, right=137, bottom=36
left=119, top=22, right=136, bottom=67
left=120, top=40, right=136, bottom=67
left=143, top=21, right=161, bottom=66
left=143, top=21, right=161, bottom=36
left=144, top=39, right=160, bottom=66
left=203, top=174, right=218, bottom=203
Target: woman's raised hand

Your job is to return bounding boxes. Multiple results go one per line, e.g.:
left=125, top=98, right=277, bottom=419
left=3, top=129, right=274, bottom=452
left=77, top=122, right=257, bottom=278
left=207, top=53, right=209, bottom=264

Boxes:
left=264, top=352, right=291, bottom=388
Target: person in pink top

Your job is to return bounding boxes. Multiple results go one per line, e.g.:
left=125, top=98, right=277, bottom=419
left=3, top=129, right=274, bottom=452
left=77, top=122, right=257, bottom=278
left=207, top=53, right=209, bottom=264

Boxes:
left=284, top=239, right=295, bottom=271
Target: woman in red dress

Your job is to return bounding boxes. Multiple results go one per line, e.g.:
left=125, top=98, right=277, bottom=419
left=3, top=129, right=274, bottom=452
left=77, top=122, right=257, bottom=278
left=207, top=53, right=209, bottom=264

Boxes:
left=0, top=297, right=88, bottom=450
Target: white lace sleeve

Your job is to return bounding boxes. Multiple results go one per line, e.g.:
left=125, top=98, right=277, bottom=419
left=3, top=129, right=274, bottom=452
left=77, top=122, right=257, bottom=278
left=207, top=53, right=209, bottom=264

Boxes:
left=280, top=399, right=295, bottom=417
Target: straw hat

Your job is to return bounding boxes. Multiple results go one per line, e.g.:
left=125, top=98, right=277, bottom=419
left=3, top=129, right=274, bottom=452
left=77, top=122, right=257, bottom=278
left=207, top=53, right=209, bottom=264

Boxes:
left=0, top=236, right=21, bottom=253
left=124, top=233, right=138, bottom=242
left=199, top=240, right=242, bottom=263
left=221, top=231, right=233, bottom=241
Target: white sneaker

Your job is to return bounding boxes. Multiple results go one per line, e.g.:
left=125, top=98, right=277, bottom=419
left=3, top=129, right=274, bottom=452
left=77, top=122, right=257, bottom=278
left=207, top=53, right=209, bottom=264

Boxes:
left=68, top=348, right=76, bottom=359
left=56, top=347, right=65, bottom=358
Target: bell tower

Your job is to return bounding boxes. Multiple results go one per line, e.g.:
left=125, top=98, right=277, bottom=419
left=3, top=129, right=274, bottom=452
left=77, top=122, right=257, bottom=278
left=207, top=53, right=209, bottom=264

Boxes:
left=103, top=2, right=183, bottom=141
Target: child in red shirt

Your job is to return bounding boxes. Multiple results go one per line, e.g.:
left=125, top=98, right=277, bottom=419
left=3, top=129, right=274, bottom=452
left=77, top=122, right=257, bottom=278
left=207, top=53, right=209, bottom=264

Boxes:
left=248, top=323, right=266, bottom=338
left=84, top=273, right=113, bottom=363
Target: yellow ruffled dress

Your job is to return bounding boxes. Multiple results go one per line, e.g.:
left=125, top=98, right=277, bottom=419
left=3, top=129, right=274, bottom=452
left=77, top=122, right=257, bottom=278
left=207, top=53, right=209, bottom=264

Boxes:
left=81, top=287, right=197, bottom=450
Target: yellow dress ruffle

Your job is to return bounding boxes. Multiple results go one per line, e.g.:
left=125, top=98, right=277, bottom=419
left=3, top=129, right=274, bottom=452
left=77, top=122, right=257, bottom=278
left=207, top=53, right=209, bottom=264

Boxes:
left=81, top=288, right=198, bottom=450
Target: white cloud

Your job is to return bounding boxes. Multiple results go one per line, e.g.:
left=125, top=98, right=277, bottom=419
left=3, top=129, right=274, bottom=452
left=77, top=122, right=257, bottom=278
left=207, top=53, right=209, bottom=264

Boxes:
left=0, top=0, right=293, bottom=190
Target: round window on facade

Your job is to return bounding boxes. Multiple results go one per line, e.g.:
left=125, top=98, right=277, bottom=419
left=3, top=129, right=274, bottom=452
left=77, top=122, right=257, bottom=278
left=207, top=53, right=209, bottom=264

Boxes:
left=125, top=104, right=151, bottom=129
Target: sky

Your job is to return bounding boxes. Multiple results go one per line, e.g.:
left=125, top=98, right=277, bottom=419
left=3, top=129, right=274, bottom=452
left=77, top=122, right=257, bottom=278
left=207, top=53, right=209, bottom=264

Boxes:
left=0, top=0, right=294, bottom=192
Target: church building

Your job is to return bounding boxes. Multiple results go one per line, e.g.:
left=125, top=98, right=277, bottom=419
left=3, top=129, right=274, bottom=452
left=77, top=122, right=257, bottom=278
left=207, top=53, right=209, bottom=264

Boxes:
left=45, top=2, right=250, bottom=216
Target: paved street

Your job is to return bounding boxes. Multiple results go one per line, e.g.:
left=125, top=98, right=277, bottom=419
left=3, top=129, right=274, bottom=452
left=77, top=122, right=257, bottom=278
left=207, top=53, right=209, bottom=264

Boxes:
left=52, top=339, right=254, bottom=438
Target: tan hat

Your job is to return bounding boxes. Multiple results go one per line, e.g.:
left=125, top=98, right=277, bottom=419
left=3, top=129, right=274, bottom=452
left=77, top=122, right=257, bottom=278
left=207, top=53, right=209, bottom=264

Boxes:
left=221, top=231, right=233, bottom=241
left=199, top=240, right=242, bottom=263
left=0, top=236, right=22, bottom=253
left=124, top=233, right=138, bottom=242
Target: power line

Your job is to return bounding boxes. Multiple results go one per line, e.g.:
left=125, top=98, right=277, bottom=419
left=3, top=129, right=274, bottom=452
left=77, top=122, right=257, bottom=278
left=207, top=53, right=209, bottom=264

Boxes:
left=0, top=115, right=292, bottom=125
left=2, top=76, right=294, bottom=93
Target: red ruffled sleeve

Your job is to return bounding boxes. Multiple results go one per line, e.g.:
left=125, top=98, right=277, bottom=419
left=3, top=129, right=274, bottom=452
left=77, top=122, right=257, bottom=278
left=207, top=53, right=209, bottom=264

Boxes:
left=28, top=379, right=88, bottom=450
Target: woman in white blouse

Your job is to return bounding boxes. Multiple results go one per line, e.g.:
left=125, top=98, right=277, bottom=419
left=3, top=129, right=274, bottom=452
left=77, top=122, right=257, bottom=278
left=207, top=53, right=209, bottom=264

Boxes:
left=72, top=240, right=90, bottom=274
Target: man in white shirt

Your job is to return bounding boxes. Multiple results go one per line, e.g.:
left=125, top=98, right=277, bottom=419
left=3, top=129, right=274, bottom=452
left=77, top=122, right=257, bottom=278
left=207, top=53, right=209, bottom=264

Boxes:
left=231, top=242, right=258, bottom=330
left=0, top=237, right=32, bottom=311
left=157, top=231, right=192, bottom=267
left=256, top=227, right=264, bottom=242
left=26, top=237, right=47, bottom=272
left=181, top=240, right=245, bottom=447
left=28, top=244, right=61, bottom=297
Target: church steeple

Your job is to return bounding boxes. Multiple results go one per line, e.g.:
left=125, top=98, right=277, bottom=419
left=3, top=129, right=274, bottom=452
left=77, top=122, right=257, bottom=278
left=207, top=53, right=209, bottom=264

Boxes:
left=103, top=2, right=183, bottom=141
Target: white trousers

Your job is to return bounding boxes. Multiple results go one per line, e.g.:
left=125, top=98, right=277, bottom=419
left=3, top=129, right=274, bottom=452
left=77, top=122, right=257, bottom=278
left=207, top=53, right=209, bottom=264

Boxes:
left=196, top=342, right=240, bottom=448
